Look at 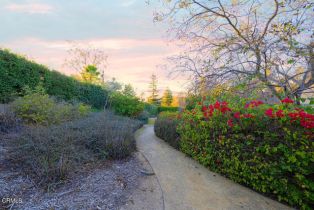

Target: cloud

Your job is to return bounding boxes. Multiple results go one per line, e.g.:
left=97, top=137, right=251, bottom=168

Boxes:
left=120, top=0, right=137, bottom=7
left=4, top=3, right=54, bottom=14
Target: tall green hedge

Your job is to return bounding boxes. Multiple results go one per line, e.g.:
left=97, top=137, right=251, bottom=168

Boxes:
left=0, top=49, right=108, bottom=108
left=154, top=112, right=180, bottom=149
left=157, top=106, right=179, bottom=113
left=177, top=100, right=314, bottom=209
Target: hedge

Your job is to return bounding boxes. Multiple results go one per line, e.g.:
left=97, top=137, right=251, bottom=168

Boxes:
left=157, top=106, right=179, bottom=113
left=154, top=111, right=180, bottom=149
left=177, top=99, right=314, bottom=209
left=0, top=49, right=108, bottom=108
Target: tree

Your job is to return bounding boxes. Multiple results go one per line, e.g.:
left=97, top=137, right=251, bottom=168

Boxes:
left=64, top=44, right=108, bottom=83
left=80, top=65, right=101, bottom=83
left=162, top=87, right=173, bottom=106
left=123, top=84, right=136, bottom=97
left=157, top=0, right=314, bottom=100
left=104, top=77, right=122, bottom=92
left=147, top=74, right=160, bottom=105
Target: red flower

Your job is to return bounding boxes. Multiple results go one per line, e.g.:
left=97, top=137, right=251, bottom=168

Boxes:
left=265, top=108, right=274, bottom=118
left=220, top=106, right=232, bottom=113
left=242, top=113, right=254, bottom=119
left=276, top=110, right=284, bottom=118
left=281, top=98, right=294, bottom=104
left=234, top=112, right=241, bottom=119
left=214, top=101, right=221, bottom=109
left=288, top=112, right=299, bottom=122
left=245, top=100, right=264, bottom=108
left=221, top=101, right=228, bottom=107
left=227, top=119, right=234, bottom=127
left=209, top=105, right=214, bottom=112
left=202, top=106, right=208, bottom=112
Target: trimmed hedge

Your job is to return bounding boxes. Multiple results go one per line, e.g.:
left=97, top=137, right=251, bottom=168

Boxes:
left=157, top=106, right=179, bottom=113
left=144, top=103, right=158, bottom=117
left=177, top=100, right=314, bottom=209
left=154, top=112, right=180, bottom=149
left=0, top=49, right=108, bottom=108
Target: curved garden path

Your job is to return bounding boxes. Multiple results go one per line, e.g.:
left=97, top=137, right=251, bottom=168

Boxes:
left=135, top=125, right=292, bottom=210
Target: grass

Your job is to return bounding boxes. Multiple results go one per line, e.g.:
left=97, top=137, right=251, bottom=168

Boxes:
left=148, top=118, right=156, bottom=125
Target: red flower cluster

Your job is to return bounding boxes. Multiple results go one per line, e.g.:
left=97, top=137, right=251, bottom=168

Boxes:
left=264, top=107, right=314, bottom=129
left=202, top=101, right=231, bottom=118
left=281, top=98, right=294, bottom=104
left=288, top=109, right=314, bottom=129
left=265, top=108, right=274, bottom=118
left=234, top=112, right=241, bottom=119
left=245, top=100, right=264, bottom=108
left=276, top=110, right=284, bottom=118
left=233, top=112, right=254, bottom=119
left=227, top=119, right=234, bottom=127
left=198, top=99, right=313, bottom=130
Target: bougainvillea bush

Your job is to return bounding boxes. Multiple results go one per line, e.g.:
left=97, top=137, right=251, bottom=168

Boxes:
left=177, top=98, right=314, bottom=209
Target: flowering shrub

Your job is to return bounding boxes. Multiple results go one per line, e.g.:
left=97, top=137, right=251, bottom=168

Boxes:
left=177, top=98, right=313, bottom=209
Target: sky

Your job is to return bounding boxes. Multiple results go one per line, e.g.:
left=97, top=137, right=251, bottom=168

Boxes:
left=0, top=0, right=188, bottom=96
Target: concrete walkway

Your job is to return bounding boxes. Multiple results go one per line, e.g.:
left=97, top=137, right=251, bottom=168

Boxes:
left=135, top=125, right=292, bottom=210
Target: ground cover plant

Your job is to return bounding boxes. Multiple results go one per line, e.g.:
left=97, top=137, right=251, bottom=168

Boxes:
left=8, top=111, right=142, bottom=190
left=0, top=106, right=21, bottom=134
left=2, top=85, right=143, bottom=190
left=156, top=97, right=314, bottom=209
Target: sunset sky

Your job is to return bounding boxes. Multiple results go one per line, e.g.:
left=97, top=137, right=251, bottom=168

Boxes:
left=0, top=0, right=188, bottom=96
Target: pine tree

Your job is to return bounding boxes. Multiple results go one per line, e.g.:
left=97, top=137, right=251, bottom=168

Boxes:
left=162, top=87, right=173, bottom=106
left=148, top=74, right=160, bottom=105
left=123, top=84, right=136, bottom=97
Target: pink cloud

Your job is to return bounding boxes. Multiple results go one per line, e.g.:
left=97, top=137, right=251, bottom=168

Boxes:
left=5, top=3, right=54, bottom=14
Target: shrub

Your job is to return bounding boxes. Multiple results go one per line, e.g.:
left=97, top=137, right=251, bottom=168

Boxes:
left=136, top=111, right=150, bottom=124
left=110, top=92, right=144, bottom=117
left=177, top=99, right=314, bottom=209
left=0, top=108, right=21, bottom=134
left=10, top=111, right=142, bottom=189
left=144, top=103, right=158, bottom=117
left=0, top=49, right=108, bottom=108
left=10, top=86, right=91, bottom=125
left=157, top=106, right=179, bottom=113
left=154, top=112, right=180, bottom=149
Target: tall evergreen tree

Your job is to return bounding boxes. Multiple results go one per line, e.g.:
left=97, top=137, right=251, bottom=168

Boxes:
left=162, top=87, right=173, bottom=106
left=123, top=84, right=136, bottom=97
left=148, top=74, right=160, bottom=105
